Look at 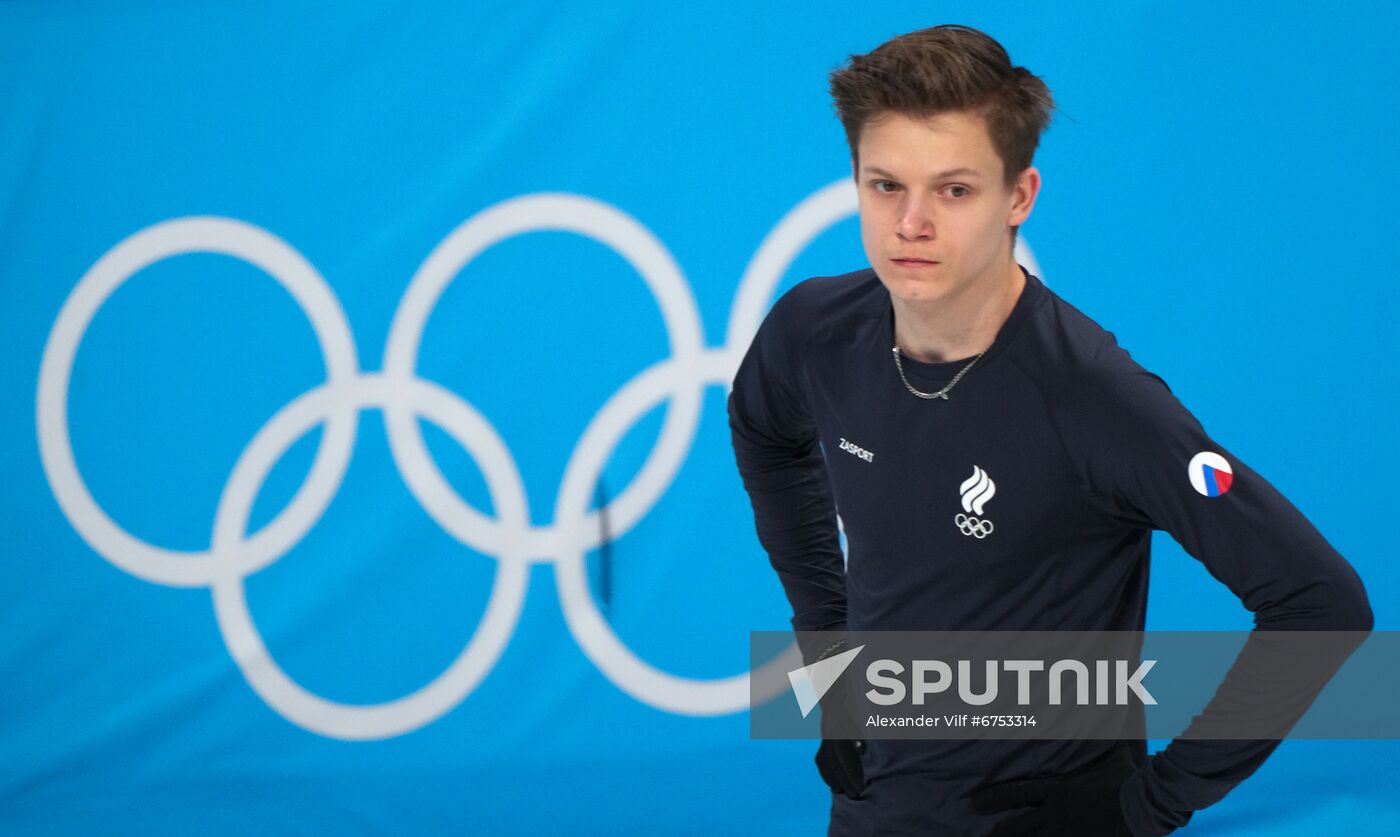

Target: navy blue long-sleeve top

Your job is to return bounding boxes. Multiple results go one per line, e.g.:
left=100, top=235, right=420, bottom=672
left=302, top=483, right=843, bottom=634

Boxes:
left=728, top=266, right=1372, bottom=836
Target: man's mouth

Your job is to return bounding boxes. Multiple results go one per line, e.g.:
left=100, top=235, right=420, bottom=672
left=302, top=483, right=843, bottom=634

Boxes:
left=892, top=258, right=940, bottom=266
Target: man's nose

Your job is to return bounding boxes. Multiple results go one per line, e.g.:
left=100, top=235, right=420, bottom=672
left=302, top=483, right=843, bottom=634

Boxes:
left=896, top=197, right=934, bottom=240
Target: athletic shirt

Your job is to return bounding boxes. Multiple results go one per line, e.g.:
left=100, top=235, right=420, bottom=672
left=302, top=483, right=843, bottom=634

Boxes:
left=727, top=266, right=1372, bottom=836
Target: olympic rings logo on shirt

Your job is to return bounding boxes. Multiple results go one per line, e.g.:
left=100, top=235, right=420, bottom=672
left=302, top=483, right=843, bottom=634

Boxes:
left=37, top=180, right=1040, bottom=740
left=954, top=513, right=995, bottom=539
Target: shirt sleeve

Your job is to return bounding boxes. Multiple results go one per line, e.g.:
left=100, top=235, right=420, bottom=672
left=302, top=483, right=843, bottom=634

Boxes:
left=727, top=285, right=847, bottom=641
left=1058, top=353, right=1374, bottom=836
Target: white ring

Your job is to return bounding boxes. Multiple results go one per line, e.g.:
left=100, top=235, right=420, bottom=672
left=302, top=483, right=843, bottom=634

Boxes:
left=553, top=355, right=735, bottom=714
left=382, top=194, right=705, bottom=561
left=36, top=217, right=359, bottom=587
left=209, top=375, right=530, bottom=740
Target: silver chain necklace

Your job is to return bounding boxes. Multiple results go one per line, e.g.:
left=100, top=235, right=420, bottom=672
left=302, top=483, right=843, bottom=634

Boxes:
left=891, top=346, right=985, bottom=400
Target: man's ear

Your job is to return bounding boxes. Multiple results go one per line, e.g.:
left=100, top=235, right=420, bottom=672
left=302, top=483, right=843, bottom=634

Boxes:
left=1008, top=166, right=1041, bottom=226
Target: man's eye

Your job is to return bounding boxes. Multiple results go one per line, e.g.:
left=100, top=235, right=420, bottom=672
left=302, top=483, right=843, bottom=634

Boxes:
left=945, top=185, right=971, bottom=198
left=873, top=180, right=898, bottom=193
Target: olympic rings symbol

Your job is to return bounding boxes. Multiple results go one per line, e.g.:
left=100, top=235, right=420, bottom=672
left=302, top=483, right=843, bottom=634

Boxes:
left=37, top=181, right=1040, bottom=740
left=954, top=513, right=995, bottom=539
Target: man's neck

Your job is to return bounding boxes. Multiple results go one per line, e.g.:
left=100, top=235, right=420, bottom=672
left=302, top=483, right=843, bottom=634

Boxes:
left=891, top=260, right=1026, bottom=363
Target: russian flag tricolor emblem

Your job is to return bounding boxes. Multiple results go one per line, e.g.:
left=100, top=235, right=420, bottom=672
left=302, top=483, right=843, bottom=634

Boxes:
left=1188, top=451, right=1234, bottom=497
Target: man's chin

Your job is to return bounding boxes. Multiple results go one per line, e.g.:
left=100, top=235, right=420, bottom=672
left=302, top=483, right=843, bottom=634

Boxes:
left=878, top=275, right=960, bottom=306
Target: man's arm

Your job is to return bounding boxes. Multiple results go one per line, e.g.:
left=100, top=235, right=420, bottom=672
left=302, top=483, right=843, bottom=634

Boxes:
left=1063, top=359, right=1373, bottom=836
left=728, top=289, right=865, bottom=798
left=727, top=287, right=847, bottom=639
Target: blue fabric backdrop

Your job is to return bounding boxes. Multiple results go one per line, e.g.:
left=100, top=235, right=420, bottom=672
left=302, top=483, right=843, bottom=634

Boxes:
left=2, top=2, right=1397, bottom=834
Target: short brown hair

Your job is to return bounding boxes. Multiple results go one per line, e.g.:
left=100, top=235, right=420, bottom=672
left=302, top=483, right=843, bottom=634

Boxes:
left=829, top=25, right=1054, bottom=186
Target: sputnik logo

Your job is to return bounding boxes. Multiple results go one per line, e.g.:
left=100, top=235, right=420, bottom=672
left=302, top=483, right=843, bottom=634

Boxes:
left=787, top=645, right=866, bottom=718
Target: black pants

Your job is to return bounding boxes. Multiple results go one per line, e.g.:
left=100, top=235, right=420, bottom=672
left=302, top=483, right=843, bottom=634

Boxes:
left=828, top=739, right=1144, bottom=837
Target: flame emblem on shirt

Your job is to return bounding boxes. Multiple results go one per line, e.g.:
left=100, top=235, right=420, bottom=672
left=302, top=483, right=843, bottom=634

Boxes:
left=955, top=466, right=996, bottom=538
left=959, top=465, right=997, bottom=514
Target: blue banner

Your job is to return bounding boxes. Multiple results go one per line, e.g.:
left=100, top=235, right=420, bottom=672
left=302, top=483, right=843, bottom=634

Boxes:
left=3, top=2, right=1397, bottom=834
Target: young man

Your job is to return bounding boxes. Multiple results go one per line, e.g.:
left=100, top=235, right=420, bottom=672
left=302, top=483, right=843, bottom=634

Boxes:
left=728, top=25, right=1372, bottom=837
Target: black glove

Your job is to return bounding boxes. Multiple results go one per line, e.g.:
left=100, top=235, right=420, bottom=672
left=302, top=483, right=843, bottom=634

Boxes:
left=815, top=738, right=865, bottom=799
left=971, top=748, right=1137, bottom=837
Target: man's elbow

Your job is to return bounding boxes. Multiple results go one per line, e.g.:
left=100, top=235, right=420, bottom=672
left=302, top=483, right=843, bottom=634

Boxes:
left=1316, top=569, right=1373, bottom=632
left=1256, top=566, right=1374, bottom=632
left=1343, top=586, right=1376, bottom=633
left=1331, top=564, right=1375, bottom=632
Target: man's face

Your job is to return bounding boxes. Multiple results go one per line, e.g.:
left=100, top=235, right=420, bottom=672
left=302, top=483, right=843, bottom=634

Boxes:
left=855, top=110, right=1038, bottom=306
